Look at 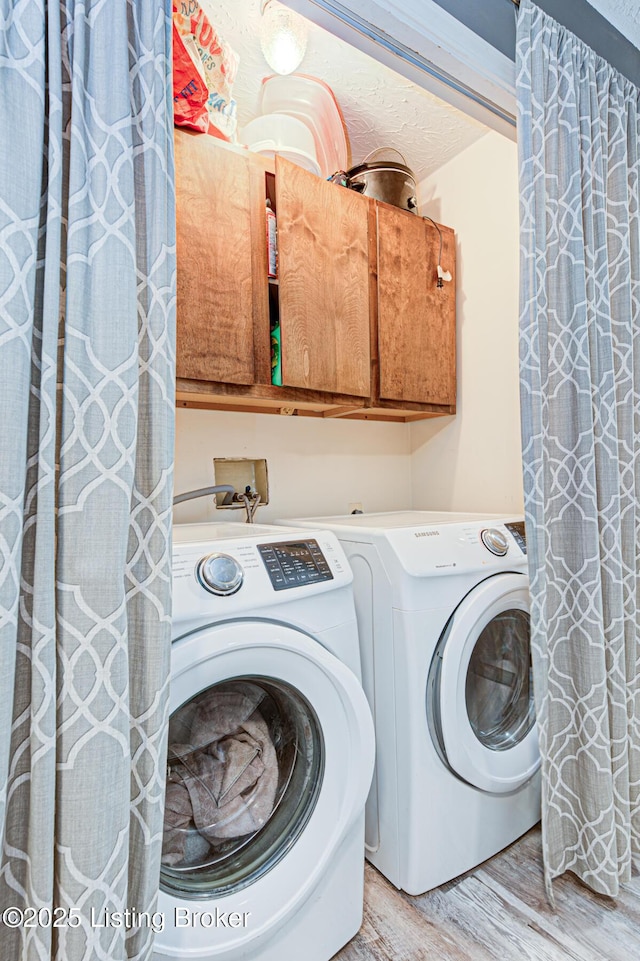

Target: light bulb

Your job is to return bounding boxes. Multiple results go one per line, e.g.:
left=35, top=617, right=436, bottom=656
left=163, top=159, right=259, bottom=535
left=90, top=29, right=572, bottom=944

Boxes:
left=260, top=0, right=308, bottom=76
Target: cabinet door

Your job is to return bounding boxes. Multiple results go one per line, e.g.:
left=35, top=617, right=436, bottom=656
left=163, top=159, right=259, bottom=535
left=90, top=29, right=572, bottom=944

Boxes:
left=276, top=158, right=371, bottom=397
left=376, top=204, right=456, bottom=405
left=175, top=132, right=269, bottom=385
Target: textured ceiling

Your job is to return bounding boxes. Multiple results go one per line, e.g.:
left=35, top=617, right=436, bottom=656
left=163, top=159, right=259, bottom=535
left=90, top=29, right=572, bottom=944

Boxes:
left=585, top=0, right=640, bottom=49
left=205, top=0, right=638, bottom=183
left=207, top=0, right=488, bottom=183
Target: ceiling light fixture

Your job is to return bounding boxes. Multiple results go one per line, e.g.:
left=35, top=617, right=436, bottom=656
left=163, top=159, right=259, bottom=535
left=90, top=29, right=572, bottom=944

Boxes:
left=260, top=0, right=309, bottom=76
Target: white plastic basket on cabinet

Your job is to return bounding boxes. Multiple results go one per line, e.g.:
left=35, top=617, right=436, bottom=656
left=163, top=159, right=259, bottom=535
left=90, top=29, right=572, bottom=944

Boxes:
left=240, top=112, right=321, bottom=176
left=259, top=74, right=349, bottom=179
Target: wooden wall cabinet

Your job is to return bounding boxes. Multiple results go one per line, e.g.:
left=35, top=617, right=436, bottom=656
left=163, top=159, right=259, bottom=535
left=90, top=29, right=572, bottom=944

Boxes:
left=276, top=157, right=370, bottom=398
left=371, top=202, right=456, bottom=416
left=175, top=131, right=270, bottom=387
left=175, top=131, right=456, bottom=421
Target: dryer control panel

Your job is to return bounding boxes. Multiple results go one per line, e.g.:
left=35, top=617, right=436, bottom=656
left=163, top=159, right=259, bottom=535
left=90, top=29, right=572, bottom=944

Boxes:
left=258, top=540, right=334, bottom=591
left=504, top=521, right=527, bottom=554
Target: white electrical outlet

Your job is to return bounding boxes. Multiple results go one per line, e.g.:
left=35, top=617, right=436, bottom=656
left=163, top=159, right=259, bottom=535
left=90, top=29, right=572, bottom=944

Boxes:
left=348, top=502, right=364, bottom=514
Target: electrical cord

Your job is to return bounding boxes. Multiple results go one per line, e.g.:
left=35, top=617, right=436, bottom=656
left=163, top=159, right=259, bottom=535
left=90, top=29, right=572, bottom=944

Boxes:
left=422, top=215, right=452, bottom=287
left=423, top=215, right=443, bottom=266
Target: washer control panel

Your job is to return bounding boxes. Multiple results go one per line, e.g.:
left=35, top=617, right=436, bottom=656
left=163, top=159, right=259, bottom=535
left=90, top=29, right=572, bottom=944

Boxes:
left=258, top=539, right=333, bottom=591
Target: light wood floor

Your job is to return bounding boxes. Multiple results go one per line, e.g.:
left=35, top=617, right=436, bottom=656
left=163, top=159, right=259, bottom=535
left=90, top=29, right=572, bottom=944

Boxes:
left=334, top=827, right=640, bottom=960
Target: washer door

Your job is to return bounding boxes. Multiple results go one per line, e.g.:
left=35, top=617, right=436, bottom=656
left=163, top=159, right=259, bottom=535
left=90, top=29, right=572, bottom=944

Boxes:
left=429, top=573, right=539, bottom=794
left=161, top=620, right=374, bottom=920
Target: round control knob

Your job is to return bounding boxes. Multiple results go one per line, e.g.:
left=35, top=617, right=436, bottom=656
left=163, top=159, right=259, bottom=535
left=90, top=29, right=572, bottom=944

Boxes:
left=480, top=528, right=509, bottom=556
left=196, top=553, right=244, bottom=596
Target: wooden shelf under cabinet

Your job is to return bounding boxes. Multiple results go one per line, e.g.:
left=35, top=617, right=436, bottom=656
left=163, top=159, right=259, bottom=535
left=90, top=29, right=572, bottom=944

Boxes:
left=176, top=380, right=367, bottom=418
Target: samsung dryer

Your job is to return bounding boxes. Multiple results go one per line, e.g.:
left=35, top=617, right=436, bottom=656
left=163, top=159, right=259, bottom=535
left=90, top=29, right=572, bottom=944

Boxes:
left=278, top=511, right=541, bottom=895
left=154, top=523, right=374, bottom=961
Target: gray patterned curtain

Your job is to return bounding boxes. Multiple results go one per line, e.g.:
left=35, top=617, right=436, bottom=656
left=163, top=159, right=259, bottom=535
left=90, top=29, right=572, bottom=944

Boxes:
left=0, top=2, right=175, bottom=959
left=517, top=0, right=640, bottom=898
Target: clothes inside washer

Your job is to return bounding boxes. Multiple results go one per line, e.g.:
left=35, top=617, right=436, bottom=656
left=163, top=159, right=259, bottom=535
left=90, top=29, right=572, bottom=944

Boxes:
left=162, top=686, right=278, bottom=866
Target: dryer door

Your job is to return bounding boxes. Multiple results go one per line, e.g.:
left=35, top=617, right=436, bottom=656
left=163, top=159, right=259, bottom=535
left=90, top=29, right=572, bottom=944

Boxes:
left=430, top=573, right=539, bottom=794
left=157, top=619, right=374, bottom=957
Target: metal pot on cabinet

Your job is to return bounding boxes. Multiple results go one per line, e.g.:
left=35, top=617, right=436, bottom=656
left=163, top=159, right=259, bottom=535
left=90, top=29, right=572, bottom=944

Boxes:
left=330, top=148, right=418, bottom=213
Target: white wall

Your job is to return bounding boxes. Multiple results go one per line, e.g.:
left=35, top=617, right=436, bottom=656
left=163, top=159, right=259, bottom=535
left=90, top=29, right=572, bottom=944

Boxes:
left=411, top=131, right=524, bottom=514
left=174, top=408, right=412, bottom=525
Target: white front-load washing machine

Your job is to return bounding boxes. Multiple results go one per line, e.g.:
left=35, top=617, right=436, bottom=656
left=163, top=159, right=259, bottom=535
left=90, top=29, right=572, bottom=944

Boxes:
left=279, top=511, right=541, bottom=895
left=154, top=523, right=374, bottom=961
